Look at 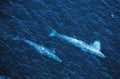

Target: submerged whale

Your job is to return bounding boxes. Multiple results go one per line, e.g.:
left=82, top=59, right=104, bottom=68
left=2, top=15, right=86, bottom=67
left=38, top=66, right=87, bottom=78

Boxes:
left=49, top=29, right=106, bottom=58
left=13, top=37, right=62, bottom=62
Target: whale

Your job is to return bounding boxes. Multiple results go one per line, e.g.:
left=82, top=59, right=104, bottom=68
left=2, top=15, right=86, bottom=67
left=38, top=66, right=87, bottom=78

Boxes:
left=24, top=39, right=62, bottom=62
left=13, top=37, right=62, bottom=62
left=49, top=29, right=106, bottom=58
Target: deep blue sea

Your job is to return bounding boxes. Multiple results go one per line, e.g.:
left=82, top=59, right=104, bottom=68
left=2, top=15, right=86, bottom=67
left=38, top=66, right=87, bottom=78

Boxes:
left=0, top=0, right=120, bottom=79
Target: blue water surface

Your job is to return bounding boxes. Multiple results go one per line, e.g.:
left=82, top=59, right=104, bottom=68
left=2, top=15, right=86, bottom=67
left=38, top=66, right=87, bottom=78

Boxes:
left=0, top=0, right=120, bottom=79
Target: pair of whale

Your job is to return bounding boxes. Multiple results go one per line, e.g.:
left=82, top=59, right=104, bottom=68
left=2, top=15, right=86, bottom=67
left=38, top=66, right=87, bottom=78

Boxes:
left=14, top=28, right=106, bottom=63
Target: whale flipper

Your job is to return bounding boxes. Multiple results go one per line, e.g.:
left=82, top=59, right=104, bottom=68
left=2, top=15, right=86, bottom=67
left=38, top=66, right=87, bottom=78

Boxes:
left=52, top=48, right=56, bottom=54
left=91, top=41, right=101, bottom=50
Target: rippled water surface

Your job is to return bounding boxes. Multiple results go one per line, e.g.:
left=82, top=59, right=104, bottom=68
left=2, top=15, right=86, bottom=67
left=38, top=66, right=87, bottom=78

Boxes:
left=0, top=0, right=120, bottom=79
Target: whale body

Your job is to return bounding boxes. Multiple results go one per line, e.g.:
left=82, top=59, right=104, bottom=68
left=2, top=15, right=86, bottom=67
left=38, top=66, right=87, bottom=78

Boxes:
left=23, top=39, right=62, bottom=62
left=13, top=37, right=62, bottom=62
left=49, top=29, right=106, bottom=58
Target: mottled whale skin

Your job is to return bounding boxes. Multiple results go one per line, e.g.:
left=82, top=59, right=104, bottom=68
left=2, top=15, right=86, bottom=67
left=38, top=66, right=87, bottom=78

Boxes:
left=49, top=29, right=106, bottom=58
left=23, top=39, right=62, bottom=62
left=13, top=37, right=62, bottom=62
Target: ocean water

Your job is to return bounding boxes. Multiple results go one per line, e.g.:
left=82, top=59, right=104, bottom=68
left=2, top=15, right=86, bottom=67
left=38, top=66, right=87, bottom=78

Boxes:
left=0, top=0, right=120, bottom=79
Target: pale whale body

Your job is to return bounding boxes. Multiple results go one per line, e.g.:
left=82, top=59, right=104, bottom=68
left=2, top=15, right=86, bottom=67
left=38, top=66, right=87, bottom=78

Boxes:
left=13, top=37, right=62, bottom=62
left=23, top=39, right=62, bottom=62
left=49, top=30, right=106, bottom=58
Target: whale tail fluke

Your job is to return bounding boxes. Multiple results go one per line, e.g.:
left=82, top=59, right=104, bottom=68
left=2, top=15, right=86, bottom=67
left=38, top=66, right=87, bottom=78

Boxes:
left=91, top=41, right=101, bottom=51
left=12, top=36, right=24, bottom=41
left=49, top=30, right=57, bottom=37
left=12, top=36, right=20, bottom=41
